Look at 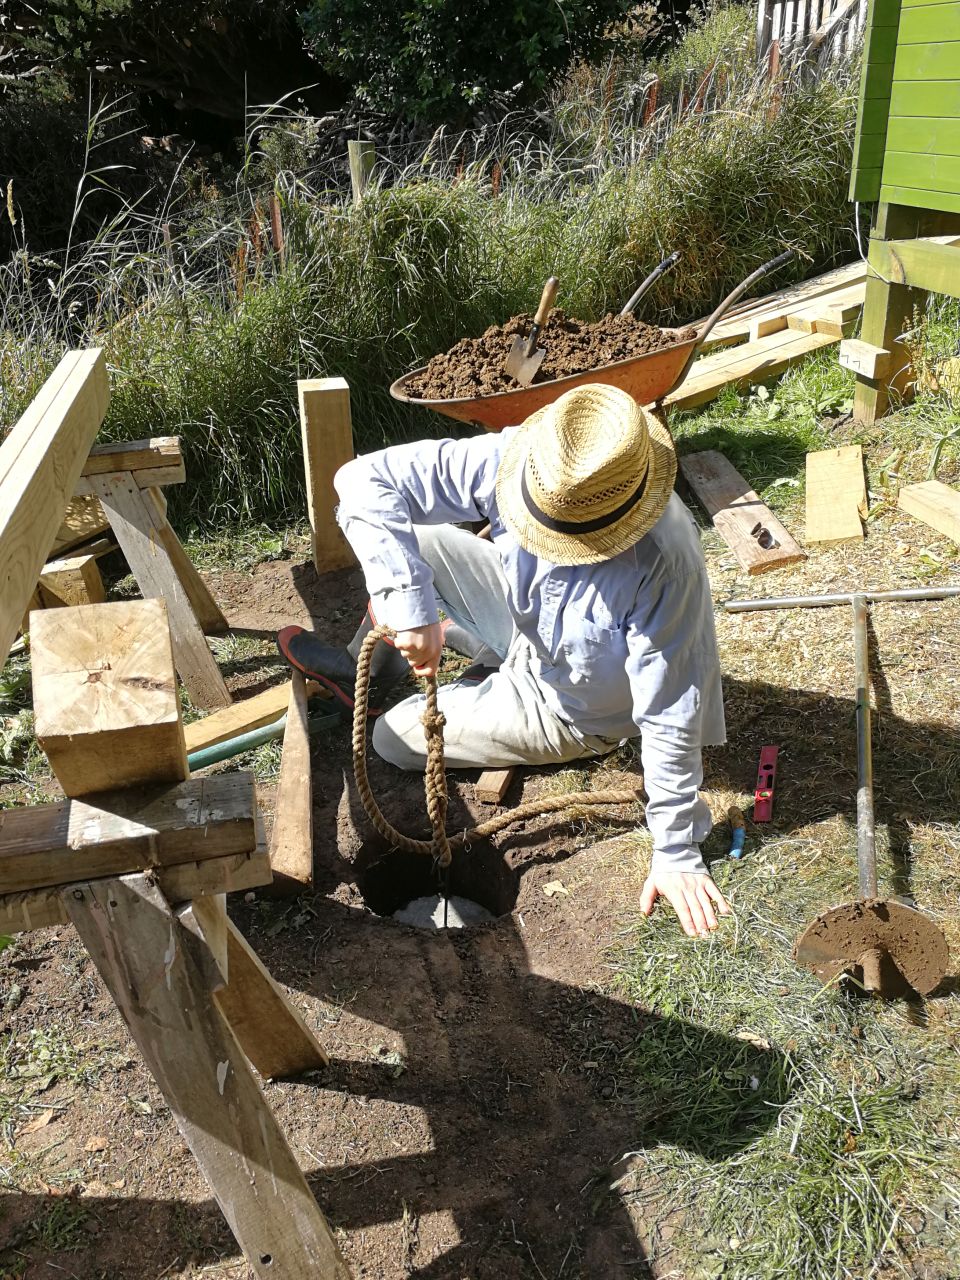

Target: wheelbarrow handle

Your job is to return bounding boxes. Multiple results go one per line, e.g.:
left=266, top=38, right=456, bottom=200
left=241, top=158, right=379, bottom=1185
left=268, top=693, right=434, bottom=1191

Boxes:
left=660, top=249, right=796, bottom=401
left=620, top=251, right=681, bottom=316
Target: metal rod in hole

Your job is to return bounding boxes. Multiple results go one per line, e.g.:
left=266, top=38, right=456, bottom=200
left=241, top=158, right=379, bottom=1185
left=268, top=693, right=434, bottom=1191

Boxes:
left=724, top=585, right=960, bottom=612
left=852, top=593, right=877, bottom=899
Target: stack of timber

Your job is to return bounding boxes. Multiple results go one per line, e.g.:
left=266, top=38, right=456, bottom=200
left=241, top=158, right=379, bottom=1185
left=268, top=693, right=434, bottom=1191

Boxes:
left=673, top=241, right=960, bottom=411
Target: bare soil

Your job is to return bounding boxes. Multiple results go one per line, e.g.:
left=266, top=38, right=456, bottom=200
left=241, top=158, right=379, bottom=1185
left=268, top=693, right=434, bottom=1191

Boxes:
left=404, top=311, right=697, bottom=401
left=0, top=559, right=683, bottom=1280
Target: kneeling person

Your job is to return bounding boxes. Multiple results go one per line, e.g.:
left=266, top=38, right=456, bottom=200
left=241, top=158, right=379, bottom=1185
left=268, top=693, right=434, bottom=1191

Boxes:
left=279, top=385, right=730, bottom=938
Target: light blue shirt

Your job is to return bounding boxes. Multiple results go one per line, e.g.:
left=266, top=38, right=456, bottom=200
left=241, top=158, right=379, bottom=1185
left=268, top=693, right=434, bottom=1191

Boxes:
left=336, top=430, right=725, bottom=875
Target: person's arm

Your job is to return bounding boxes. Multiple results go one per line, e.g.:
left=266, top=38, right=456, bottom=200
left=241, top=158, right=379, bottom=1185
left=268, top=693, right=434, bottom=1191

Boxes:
left=625, top=570, right=730, bottom=937
left=335, top=433, right=504, bottom=673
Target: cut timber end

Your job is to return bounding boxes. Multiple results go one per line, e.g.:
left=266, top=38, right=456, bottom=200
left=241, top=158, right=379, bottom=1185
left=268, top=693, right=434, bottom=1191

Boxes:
left=38, top=552, right=106, bottom=608
left=839, top=338, right=892, bottom=380
left=298, top=377, right=356, bottom=574
left=679, top=451, right=806, bottom=575
left=898, top=479, right=960, bottom=543
left=805, top=445, right=867, bottom=545
left=266, top=670, right=314, bottom=894
left=475, top=768, right=515, bottom=804
left=31, top=598, right=188, bottom=796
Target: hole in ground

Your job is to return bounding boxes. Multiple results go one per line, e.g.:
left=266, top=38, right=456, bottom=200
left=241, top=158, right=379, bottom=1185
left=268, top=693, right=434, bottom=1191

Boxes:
left=356, top=837, right=518, bottom=925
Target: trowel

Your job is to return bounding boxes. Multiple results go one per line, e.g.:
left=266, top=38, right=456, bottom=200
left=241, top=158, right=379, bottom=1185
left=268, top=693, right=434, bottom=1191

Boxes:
left=505, top=275, right=559, bottom=385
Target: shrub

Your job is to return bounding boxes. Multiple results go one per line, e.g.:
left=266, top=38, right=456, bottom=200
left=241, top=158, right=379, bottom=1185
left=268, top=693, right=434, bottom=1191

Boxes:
left=299, top=0, right=630, bottom=123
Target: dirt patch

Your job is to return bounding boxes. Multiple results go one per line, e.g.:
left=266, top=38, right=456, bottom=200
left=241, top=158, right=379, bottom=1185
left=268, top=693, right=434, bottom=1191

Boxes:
left=404, top=311, right=697, bottom=401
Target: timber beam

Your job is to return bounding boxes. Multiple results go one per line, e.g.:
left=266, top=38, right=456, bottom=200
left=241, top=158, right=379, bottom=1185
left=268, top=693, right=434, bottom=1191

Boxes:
left=73, top=436, right=185, bottom=496
left=0, top=772, right=259, bottom=896
left=867, top=238, right=960, bottom=300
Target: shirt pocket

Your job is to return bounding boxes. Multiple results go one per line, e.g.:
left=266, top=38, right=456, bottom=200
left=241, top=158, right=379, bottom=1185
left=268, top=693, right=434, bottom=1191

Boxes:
left=561, top=618, right=627, bottom=686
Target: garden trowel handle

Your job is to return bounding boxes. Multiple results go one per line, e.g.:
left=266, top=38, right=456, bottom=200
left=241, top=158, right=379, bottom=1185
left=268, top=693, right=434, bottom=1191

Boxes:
left=526, top=276, right=559, bottom=355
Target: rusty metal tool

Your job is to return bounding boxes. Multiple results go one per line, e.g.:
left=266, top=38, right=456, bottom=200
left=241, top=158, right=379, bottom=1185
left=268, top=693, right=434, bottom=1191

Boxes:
left=505, top=276, right=559, bottom=386
left=725, top=585, right=960, bottom=997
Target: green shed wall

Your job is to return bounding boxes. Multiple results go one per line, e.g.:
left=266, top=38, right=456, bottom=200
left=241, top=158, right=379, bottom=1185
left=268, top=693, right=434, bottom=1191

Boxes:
left=851, top=0, right=960, bottom=211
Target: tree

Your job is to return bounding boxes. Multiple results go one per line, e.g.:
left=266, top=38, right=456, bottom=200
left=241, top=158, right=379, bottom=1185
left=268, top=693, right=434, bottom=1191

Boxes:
left=298, top=0, right=630, bottom=123
left=0, top=1, right=343, bottom=120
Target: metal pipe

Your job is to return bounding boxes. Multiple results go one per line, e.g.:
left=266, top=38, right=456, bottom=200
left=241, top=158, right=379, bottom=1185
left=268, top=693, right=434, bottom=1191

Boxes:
left=852, top=593, right=877, bottom=899
left=724, top=585, right=960, bottom=613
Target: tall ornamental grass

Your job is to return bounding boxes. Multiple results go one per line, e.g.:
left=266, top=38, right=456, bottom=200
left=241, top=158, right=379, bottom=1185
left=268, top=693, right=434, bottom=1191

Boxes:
left=0, top=17, right=859, bottom=528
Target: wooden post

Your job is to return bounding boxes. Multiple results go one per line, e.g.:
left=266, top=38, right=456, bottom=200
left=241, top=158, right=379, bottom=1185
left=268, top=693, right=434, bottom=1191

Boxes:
left=298, top=377, right=356, bottom=574
left=266, top=670, right=315, bottom=894
left=31, top=599, right=188, bottom=796
left=65, top=875, right=350, bottom=1280
left=90, top=471, right=231, bottom=707
left=853, top=203, right=927, bottom=424
left=347, top=140, right=376, bottom=205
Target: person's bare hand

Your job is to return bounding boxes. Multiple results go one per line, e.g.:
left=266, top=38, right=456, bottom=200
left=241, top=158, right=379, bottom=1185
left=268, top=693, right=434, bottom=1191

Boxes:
left=639, top=870, right=731, bottom=938
left=394, top=622, right=443, bottom=677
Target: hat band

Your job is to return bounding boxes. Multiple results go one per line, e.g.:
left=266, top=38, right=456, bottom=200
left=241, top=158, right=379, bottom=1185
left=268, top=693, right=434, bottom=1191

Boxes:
left=520, top=459, right=650, bottom=536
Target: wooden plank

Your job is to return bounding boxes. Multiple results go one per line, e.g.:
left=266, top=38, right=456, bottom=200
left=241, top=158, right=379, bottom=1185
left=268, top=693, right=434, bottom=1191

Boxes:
left=298, top=378, right=356, bottom=574
left=193, top=903, right=330, bottom=1078
left=886, top=116, right=960, bottom=159
left=786, top=285, right=864, bottom=334
left=868, top=237, right=960, bottom=296
left=879, top=183, right=960, bottom=213
left=80, top=436, right=182, bottom=478
left=74, top=463, right=184, bottom=497
left=0, top=849, right=272, bottom=934
left=897, top=479, right=960, bottom=540
left=678, top=451, right=807, bottom=575
left=475, top=768, right=516, bottom=804
left=894, top=43, right=960, bottom=81
left=142, top=486, right=229, bottom=635
left=748, top=314, right=788, bottom=342
left=51, top=495, right=110, bottom=555
left=0, top=349, right=109, bottom=665
left=891, top=74, right=960, bottom=112
left=38, top=551, right=106, bottom=608
left=664, top=329, right=838, bottom=410
left=266, top=671, right=314, bottom=893
left=899, top=0, right=960, bottom=36
left=64, top=874, right=350, bottom=1280
left=704, top=260, right=866, bottom=350
left=91, top=472, right=231, bottom=708
left=31, top=599, right=189, bottom=796
left=839, top=337, right=893, bottom=377
left=884, top=151, right=960, bottom=195
left=0, top=773, right=258, bottom=895
left=805, top=445, right=867, bottom=544
left=184, top=678, right=325, bottom=753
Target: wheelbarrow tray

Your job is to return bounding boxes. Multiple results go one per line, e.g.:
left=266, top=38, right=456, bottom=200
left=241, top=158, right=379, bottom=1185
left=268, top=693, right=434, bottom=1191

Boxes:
left=389, top=329, right=698, bottom=432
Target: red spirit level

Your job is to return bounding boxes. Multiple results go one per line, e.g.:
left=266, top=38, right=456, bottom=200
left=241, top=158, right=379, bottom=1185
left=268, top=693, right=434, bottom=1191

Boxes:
left=753, top=746, right=778, bottom=822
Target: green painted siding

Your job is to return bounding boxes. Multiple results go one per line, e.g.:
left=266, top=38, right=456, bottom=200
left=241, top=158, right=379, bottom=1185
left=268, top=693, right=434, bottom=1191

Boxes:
left=850, top=0, right=904, bottom=201
left=889, top=81, right=960, bottom=114
left=886, top=116, right=960, bottom=155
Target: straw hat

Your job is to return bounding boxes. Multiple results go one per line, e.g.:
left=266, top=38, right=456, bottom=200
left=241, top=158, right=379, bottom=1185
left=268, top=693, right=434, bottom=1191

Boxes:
left=495, top=384, right=677, bottom=565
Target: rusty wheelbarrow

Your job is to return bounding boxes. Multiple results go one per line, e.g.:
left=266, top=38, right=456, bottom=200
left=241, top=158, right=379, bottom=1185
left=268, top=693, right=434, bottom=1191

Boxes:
left=389, top=250, right=794, bottom=431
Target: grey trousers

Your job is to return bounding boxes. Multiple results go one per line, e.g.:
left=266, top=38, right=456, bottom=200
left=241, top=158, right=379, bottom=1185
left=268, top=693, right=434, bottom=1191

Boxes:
left=372, top=525, right=620, bottom=771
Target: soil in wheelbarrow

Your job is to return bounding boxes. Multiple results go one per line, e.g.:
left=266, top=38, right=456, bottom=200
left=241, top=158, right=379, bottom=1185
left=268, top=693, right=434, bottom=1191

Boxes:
left=405, top=309, right=698, bottom=401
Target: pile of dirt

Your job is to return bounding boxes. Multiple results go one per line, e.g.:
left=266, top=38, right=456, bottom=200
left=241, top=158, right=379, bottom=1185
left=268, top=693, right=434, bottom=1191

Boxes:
left=404, top=310, right=698, bottom=401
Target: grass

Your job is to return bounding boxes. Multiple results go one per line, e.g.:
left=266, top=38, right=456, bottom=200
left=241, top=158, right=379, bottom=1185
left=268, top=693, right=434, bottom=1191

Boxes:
left=0, top=6, right=859, bottom=530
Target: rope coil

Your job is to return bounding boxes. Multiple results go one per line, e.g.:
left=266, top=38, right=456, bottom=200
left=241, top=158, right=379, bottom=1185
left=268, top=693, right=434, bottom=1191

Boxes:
left=352, top=625, right=643, bottom=867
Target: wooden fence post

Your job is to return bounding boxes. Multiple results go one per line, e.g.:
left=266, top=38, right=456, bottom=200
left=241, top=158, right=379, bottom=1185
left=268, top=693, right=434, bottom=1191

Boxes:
left=298, top=377, right=356, bottom=574
left=347, top=140, right=376, bottom=205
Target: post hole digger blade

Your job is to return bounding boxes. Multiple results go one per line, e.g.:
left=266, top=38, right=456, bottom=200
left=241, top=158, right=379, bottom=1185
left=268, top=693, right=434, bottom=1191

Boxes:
left=725, top=586, right=958, bottom=998
left=505, top=275, right=559, bottom=386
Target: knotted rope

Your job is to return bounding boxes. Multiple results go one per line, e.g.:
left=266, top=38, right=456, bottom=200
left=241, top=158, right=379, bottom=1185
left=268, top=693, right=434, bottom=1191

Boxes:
left=352, top=624, right=643, bottom=867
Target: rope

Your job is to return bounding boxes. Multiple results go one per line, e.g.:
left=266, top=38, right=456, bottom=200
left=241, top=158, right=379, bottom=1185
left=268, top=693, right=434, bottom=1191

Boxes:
left=352, top=625, right=643, bottom=867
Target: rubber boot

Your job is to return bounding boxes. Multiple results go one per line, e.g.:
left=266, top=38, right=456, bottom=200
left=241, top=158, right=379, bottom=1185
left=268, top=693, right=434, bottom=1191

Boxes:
left=441, top=620, right=502, bottom=678
left=277, top=604, right=409, bottom=717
